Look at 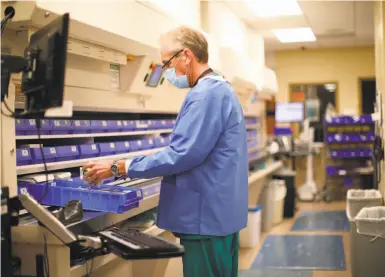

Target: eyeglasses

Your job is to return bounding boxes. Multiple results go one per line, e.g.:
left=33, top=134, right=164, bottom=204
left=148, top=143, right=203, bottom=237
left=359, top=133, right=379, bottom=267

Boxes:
left=162, top=49, right=183, bottom=70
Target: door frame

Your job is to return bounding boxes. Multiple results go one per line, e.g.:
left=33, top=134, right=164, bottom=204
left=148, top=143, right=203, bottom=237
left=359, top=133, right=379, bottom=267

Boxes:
left=358, top=77, right=376, bottom=114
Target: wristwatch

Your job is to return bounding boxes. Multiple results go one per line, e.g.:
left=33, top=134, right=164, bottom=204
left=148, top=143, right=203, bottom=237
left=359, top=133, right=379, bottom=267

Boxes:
left=110, top=163, right=119, bottom=178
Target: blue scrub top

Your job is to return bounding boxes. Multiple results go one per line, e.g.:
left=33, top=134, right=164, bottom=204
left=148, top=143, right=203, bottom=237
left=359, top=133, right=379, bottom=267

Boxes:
left=127, top=74, right=249, bottom=236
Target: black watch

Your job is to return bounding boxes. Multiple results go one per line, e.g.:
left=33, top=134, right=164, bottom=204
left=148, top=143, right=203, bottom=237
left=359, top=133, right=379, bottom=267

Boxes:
left=110, top=163, right=119, bottom=178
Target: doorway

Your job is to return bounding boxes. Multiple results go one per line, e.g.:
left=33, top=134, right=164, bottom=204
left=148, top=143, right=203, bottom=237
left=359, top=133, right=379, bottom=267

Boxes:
left=360, top=78, right=376, bottom=114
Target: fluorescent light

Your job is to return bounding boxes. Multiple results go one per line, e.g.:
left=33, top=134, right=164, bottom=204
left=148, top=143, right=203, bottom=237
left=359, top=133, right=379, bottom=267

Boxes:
left=248, top=0, right=302, bottom=18
left=272, top=28, right=316, bottom=43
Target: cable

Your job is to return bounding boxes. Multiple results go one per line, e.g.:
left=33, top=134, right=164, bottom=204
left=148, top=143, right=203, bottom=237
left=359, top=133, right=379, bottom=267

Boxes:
left=36, top=119, right=50, bottom=203
left=43, top=232, right=50, bottom=277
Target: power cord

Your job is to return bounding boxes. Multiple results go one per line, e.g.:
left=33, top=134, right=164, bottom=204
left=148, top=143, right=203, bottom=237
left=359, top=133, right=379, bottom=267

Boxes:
left=35, top=119, right=50, bottom=203
left=43, top=232, right=50, bottom=277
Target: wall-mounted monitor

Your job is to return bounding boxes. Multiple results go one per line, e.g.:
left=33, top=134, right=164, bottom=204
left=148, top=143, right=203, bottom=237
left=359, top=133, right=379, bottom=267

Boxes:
left=275, top=102, right=304, bottom=123
left=146, top=64, right=163, bottom=87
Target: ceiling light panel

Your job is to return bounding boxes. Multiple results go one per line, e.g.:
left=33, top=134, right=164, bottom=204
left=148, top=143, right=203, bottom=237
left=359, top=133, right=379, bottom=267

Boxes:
left=272, top=27, right=316, bottom=43
left=248, top=0, right=303, bottom=18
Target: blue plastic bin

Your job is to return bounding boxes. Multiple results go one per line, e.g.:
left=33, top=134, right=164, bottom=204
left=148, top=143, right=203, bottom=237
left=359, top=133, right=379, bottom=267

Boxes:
left=130, top=140, right=143, bottom=151
left=15, top=119, right=27, bottom=136
left=50, top=120, right=72, bottom=135
left=79, top=144, right=100, bottom=158
left=116, top=141, right=131, bottom=154
left=72, top=120, right=91, bottom=134
left=25, top=119, right=51, bottom=135
left=18, top=181, right=142, bottom=214
left=154, top=137, right=166, bottom=148
left=56, top=146, right=80, bottom=162
left=121, top=120, right=136, bottom=131
left=99, top=142, right=117, bottom=156
left=16, top=148, right=32, bottom=166
left=107, top=120, right=123, bottom=133
left=30, top=147, right=57, bottom=164
left=90, top=120, right=109, bottom=133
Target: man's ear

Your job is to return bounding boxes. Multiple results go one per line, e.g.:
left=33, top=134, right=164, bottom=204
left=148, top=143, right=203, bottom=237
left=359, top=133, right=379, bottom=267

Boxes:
left=184, top=49, right=194, bottom=65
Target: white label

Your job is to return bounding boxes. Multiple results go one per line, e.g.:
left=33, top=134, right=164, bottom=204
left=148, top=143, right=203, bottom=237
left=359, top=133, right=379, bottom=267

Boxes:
left=110, top=143, right=115, bottom=148
left=20, top=188, right=28, bottom=195
left=51, top=182, right=56, bottom=187
left=75, top=120, right=80, bottom=127
left=91, top=145, right=97, bottom=150
left=54, top=120, right=60, bottom=127
left=109, top=64, right=120, bottom=89
left=162, top=120, right=166, bottom=125
left=161, top=138, right=165, bottom=143
left=50, top=148, right=56, bottom=154
left=117, top=121, right=122, bottom=126
left=149, top=139, right=153, bottom=144
left=137, top=191, right=142, bottom=197
left=125, top=142, right=129, bottom=147
left=137, top=141, right=142, bottom=146
left=64, top=120, right=68, bottom=125
left=123, top=121, right=128, bottom=126
left=102, top=121, right=107, bottom=127
left=21, top=149, right=29, bottom=157
left=71, top=146, right=77, bottom=152
left=17, top=119, right=21, bottom=124
left=29, top=119, right=36, bottom=125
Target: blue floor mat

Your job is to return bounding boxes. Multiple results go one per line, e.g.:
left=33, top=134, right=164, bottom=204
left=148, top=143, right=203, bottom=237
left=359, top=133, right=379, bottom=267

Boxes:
left=252, top=235, right=346, bottom=270
left=291, top=210, right=350, bottom=232
left=239, top=269, right=313, bottom=277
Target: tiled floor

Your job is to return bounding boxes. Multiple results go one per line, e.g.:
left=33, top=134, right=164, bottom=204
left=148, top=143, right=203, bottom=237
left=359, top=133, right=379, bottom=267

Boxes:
left=238, top=201, right=351, bottom=277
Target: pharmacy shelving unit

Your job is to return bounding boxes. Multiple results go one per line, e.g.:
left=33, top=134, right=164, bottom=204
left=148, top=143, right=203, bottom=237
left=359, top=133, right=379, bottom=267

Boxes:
left=323, top=115, right=376, bottom=201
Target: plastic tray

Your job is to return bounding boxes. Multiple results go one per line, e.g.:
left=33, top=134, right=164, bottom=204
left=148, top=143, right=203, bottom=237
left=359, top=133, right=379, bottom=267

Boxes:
left=16, top=148, right=32, bottom=166
left=99, top=142, right=117, bottom=156
left=24, top=119, right=51, bottom=135
left=72, top=120, right=91, bottom=134
left=121, top=120, right=136, bottom=131
left=51, top=120, right=72, bottom=134
left=30, top=147, right=57, bottom=164
left=325, top=115, right=374, bottom=126
left=56, top=146, right=80, bottom=162
left=326, top=133, right=375, bottom=143
left=79, top=144, right=100, bottom=158
left=106, top=120, right=123, bottom=133
left=116, top=141, right=131, bottom=154
left=18, top=180, right=142, bottom=214
left=154, top=137, right=167, bottom=148
left=90, top=120, right=109, bottom=133
left=330, top=149, right=373, bottom=159
left=15, top=119, right=27, bottom=135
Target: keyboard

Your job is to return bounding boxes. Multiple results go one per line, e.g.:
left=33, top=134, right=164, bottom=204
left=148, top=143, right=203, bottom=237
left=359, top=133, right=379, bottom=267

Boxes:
left=99, top=228, right=183, bottom=256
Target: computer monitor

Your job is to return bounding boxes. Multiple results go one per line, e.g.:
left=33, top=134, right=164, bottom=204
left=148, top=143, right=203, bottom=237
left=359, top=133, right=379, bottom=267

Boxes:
left=275, top=102, right=304, bottom=123
left=21, top=13, right=69, bottom=114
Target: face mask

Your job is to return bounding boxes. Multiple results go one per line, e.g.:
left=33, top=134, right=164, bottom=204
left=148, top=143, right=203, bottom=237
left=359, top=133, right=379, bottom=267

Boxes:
left=164, top=57, right=190, bottom=89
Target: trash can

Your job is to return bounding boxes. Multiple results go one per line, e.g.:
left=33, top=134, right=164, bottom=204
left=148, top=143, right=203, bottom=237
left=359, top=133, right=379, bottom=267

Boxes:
left=347, top=189, right=383, bottom=218
left=273, top=180, right=287, bottom=225
left=346, top=190, right=385, bottom=277
left=350, top=207, right=385, bottom=277
left=239, top=205, right=263, bottom=248
left=260, top=181, right=276, bottom=232
left=273, top=168, right=296, bottom=218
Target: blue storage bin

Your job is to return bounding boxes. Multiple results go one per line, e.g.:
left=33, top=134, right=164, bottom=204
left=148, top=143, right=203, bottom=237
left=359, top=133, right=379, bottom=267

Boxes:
left=79, top=144, right=100, bottom=158
left=18, top=181, right=142, bottom=214
left=72, top=120, right=91, bottom=134
left=90, top=120, right=109, bottom=133
left=154, top=137, right=166, bottom=148
left=15, top=119, right=27, bottom=135
left=130, top=140, right=143, bottom=151
left=135, top=120, right=149, bottom=130
left=151, top=120, right=164, bottom=130
left=16, top=148, right=32, bottom=166
left=30, top=147, right=57, bottom=164
left=121, top=120, right=136, bottom=131
left=116, top=141, right=131, bottom=154
left=164, top=120, right=174, bottom=129
left=138, top=182, right=161, bottom=198
left=274, top=127, right=292, bottom=136
left=140, top=139, right=155, bottom=150
left=51, top=120, right=72, bottom=134
left=107, top=120, right=123, bottom=133
left=56, top=146, right=80, bottom=162
left=99, top=142, right=117, bottom=156
left=25, top=119, right=51, bottom=135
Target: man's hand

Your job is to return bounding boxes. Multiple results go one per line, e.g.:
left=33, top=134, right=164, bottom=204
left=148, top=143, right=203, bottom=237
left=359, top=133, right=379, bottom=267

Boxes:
left=82, top=160, right=114, bottom=185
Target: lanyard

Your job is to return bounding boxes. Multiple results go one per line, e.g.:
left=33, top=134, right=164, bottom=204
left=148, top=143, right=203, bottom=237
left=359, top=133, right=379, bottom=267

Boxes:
left=192, top=68, right=214, bottom=87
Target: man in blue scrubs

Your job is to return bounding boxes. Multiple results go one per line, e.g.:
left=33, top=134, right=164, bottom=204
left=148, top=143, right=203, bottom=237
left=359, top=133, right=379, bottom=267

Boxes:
left=83, top=26, right=249, bottom=277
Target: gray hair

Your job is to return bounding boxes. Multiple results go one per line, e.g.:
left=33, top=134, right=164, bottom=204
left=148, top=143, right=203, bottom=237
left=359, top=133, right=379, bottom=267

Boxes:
left=160, top=26, right=209, bottom=63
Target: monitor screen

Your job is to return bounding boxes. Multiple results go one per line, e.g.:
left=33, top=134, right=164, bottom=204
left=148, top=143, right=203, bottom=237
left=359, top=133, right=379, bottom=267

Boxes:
left=275, top=102, right=304, bottom=123
left=146, top=64, right=163, bottom=87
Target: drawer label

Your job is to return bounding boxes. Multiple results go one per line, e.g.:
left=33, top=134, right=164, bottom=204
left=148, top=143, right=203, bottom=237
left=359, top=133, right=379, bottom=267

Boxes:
left=54, top=120, right=61, bottom=127
left=91, top=145, right=97, bottom=151
left=71, top=146, right=77, bottom=152
left=123, top=121, right=128, bottom=126
left=137, top=141, right=142, bottom=146
left=29, top=119, right=36, bottom=125
left=50, top=148, right=56, bottom=154
left=117, top=121, right=122, bottom=126
left=102, top=121, right=107, bottom=127
left=125, top=142, right=129, bottom=147
left=21, top=149, right=29, bottom=157
left=110, top=143, right=115, bottom=148
left=75, top=121, right=80, bottom=127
